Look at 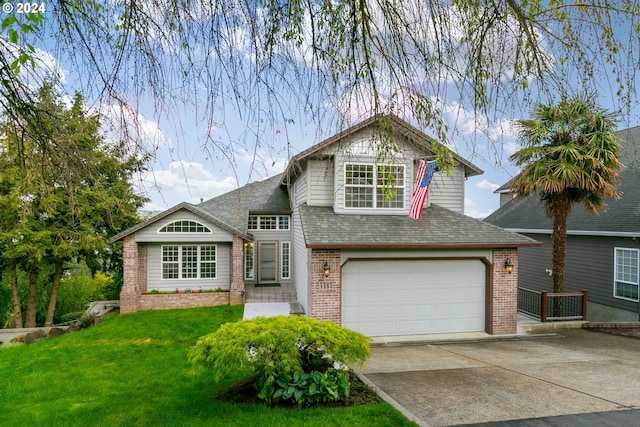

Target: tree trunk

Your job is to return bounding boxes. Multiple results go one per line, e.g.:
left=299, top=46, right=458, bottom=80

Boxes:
left=44, top=260, right=64, bottom=327
left=550, top=193, right=571, bottom=317
left=9, top=259, right=23, bottom=328
left=24, top=265, right=39, bottom=328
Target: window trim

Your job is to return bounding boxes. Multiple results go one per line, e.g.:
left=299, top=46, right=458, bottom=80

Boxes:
left=280, top=241, right=291, bottom=280
left=157, top=220, right=212, bottom=234
left=244, top=243, right=255, bottom=280
left=161, top=244, right=217, bottom=280
left=344, top=162, right=405, bottom=209
left=613, top=247, right=639, bottom=302
left=247, top=215, right=291, bottom=231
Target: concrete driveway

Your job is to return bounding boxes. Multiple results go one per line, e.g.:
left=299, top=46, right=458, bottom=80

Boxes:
left=360, top=330, right=640, bottom=426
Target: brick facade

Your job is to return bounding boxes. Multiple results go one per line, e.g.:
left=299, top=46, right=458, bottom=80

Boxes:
left=119, top=234, right=244, bottom=314
left=120, top=235, right=141, bottom=314
left=137, top=292, right=229, bottom=311
left=489, top=248, right=519, bottom=334
left=229, top=236, right=246, bottom=305
left=307, top=249, right=341, bottom=324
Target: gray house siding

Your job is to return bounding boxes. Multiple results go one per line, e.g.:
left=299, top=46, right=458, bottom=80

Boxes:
left=134, top=210, right=234, bottom=243
left=292, top=208, right=309, bottom=313
left=518, top=233, right=640, bottom=319
left=430, top=167, right=465, bottom=214
left=145, top=242, right=231, bottom=292
left=328, top=134, right=466, bottom=216
left=294, top=172, right=308, bottom=206
left=308, top=159, right=334, bottom=206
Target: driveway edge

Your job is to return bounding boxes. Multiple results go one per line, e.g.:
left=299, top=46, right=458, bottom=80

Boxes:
left=355, top=368, right=430, bottom=427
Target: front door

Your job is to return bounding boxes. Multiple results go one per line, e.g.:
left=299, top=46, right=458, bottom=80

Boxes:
left=258, top=241, right=278, bottom=284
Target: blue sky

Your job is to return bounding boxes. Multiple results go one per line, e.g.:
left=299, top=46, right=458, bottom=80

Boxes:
left=7, top=2, right=640, bottom=220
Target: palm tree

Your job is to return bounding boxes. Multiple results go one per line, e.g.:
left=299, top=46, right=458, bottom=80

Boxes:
left=510, top=93, right=624, bottom=297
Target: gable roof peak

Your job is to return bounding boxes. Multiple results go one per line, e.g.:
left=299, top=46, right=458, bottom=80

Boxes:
left=280, top=113, right=482, bottom=186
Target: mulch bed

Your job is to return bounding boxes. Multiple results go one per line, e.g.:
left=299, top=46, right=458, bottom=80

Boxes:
left=217, top=370, right=382, bottom=408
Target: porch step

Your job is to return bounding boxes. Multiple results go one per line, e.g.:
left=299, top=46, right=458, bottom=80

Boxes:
left=244, top=283, right=298, bottom=304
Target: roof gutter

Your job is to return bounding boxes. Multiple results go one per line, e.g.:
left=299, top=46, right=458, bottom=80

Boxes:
left=306, top=242, right=542, bottom=250
left=505, top=228, right=640, bottom=238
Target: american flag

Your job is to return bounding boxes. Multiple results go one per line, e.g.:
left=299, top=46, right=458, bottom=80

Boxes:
left=408, top=160, right=437, bottom=219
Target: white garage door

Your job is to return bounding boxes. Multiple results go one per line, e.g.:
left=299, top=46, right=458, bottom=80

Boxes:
left=342, top=259, right=486, bottom=337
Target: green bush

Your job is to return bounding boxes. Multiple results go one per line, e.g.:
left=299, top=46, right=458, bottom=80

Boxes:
left=188, top=315, right=370, bottom=405
left=271, top=368, right=350, bottom=404
left=57, top=311, right=85, bottom=324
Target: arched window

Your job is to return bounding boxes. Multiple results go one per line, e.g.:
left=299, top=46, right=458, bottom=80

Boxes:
left=158, top=220, right=211, bottom=233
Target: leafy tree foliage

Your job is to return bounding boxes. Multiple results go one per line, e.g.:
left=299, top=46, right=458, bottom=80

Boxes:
left=2, top=1, right=640, bottom=166
left=510, top=93, right=624, bottom=295
left=0, top=82, right=146, bottom=327
left=189, top=315, right=370, bottom=405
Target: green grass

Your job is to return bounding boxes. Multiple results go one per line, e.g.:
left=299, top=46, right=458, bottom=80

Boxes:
left=0, top=306, right=416, bottom=427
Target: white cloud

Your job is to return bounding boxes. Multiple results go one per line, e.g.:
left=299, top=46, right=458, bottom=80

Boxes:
left=0, top=40, right=68, bottom=88
left=465, top=197, right=495, bottom=219
left=138, top=160, right=238, bottom=210
left=475, top=179, right=500, bottom=192
left=98, top=103, right=170, bottom=157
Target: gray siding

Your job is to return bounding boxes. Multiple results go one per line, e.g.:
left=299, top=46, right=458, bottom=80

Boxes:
left=292, top=208, right=309, bottom=313
left=146, top=242, right=231, bottom=291
left=135, top=210, right=234, bottom=243
left=518, top=233, right=640, bottom=317
left=325, top=132, right=466, bottom=215
left=499, top=191, right=515, bottom=207
left=308, top=159, right=334, bottom=206
left=293, top=172, right=308, bottom=206
left=430, top=167, right=465, bottom=214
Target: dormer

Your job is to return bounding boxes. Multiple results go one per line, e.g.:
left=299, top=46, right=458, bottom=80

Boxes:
left=280, top=114, right=482, bottom=215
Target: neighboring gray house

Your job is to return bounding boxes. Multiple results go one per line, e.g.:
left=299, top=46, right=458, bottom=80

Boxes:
left=485, top=126, right=640, bottom=321
left=111, top=114, right=538, bottom=337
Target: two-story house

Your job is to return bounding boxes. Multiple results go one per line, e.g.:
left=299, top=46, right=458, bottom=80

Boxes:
left=111, top=114, right=539, bottom=337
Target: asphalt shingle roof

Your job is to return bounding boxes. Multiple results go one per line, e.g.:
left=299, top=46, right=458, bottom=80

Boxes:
left=110, top=174, right=289, bottom=242
left=196, top=174, right=290, bottom=231
left=484, top=126, right=640, bottom=234
left=298, top=203, right=539, bottom=248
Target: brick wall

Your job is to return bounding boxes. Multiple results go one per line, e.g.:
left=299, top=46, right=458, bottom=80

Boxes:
left=229, top=236, right=245, bottom=305
left=490, top=249, right=518, bottom=334
left=120, top=234, right=237, bottom=314
left=137, top=292, right=230, bottom=311
left=307, top=249, right=341, bottom=324
left=120, top=235, right=140, bottom=314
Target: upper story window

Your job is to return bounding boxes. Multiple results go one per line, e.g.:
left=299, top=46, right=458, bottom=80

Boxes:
left=247, top=215, right=290, bottom=231
left=345, top=163, right=405, bottom=209
left=159, top=220, right=211, bottom=233
left=614, top=247, right=639, bottom=301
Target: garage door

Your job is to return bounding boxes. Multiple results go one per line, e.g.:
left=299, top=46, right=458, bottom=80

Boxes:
left=342, top=259, right=486, bottom=337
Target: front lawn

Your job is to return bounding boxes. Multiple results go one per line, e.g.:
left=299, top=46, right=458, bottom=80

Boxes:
left=0, top=306, right=416, bottom=426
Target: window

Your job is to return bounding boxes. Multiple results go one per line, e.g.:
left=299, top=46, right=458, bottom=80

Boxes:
left=244, top=243, right=254, bottom=280
left=278, top=216, right=290, bottom=230
left=260, top=216, right=277, bottom=230
left=247, top=215, right=290, bottom=230
left=161, top=245, right=216, bottom=279
left=376, top=165, right=405, bottom=208
left=162, top=246, right=179, bottom=279
left=345, top=163, right=405, bottom=209
left=200, top=246, right=216, bottom=278
left=614, top=248, right=639, bottom=301
left=159, top=220, right=211, bottom=233
left=281, top=242, right=290, bottom=279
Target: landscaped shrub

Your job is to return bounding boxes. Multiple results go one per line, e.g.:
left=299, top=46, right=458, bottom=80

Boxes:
left=188, top=315, right=370, bottom=405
